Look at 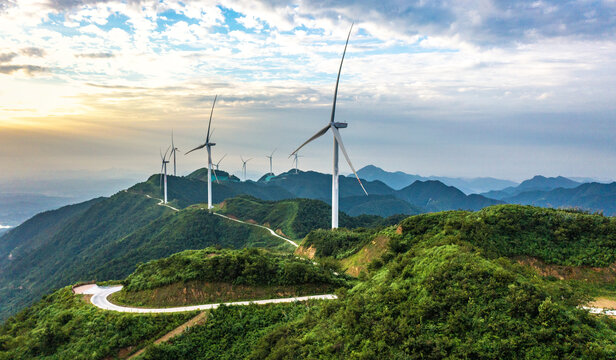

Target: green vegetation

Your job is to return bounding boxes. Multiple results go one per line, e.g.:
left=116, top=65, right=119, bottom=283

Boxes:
left=0, top=287, right=193, bottom=360
left=115, top=248, right=349, bottom=302
left=139, top=303, right=308, bottom=360
left=131, top=204, right=616, bottom=359
left=220, top=195, right=401, bottom=240
left=301, top=227, right=380, bottom=259
left=82, top=208, right=295, bottom=282
left=0, top=191, right=170, bottom=321
left=396, top=204, right=616, bottom=267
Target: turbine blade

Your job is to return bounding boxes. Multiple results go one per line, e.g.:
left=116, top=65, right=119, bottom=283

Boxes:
left=271, top=148, right=277, bottom=157
left=290, top=124, right=331, bottom=157
left=206, top=95, right=217, bottom=143
left=330, top=23, right=353, bottom=125
left=185, top=143, right=206, bottom=155
left=164, top=146, right=171, bottom=161
left=332, top=127, right=368, bottom=196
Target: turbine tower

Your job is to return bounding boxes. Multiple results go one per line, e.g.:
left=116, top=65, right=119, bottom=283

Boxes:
left=290, top=24, right=367, bottom=229
left=241, top=156, right=253, bottom=181
left=186, top=95, right=218, bottom=210
left=160, top=146, right=170, bottom=204
left=266, top=148, right=276, bottom=175
left=170, top=130, right=179, bottom=176
left=292, top=153, right=303, bottom=174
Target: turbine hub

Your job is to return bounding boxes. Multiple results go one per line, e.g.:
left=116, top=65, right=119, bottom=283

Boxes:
left=333, top=122, right=348, bottom=128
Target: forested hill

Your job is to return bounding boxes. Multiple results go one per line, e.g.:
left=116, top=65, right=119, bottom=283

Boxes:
left=0, top=190, right=395, bottom=321
left=4, top=204, right=616, bottom=358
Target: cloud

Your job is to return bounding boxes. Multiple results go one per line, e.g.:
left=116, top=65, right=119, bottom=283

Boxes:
left=0, top=65, right=50, bottom=75
left=75, top=52, right=115, bottom=58
left=0, top=52, right=17, bottom=63
left=20, top=47, right=46, bottom=57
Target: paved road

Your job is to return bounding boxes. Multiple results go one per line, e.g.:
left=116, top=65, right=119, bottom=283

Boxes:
left=583, top=306, right=616, bottom=316
left=211, top=211, right=299, bottom=248
left=85, top=285, right=336, bottom=313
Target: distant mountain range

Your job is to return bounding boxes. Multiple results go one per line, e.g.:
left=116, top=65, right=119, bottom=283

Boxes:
left=481, top=175, right=582, bottom=200
left=355, top=165, right=518, bottom=194
left=258, top=170, right=501, bottom=215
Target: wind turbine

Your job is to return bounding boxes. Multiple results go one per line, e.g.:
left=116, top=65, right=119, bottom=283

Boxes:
left=170, top=130, right=179, bottom=176
left=241, top=156, right=253, bottom=181
left=266, top=148, right=276, bottom=175
left=160, top=146, right=170, bottom=204
left=292, top=153, right=303, bottom=174
left=290, top=23, right=367, bottom=229
left=214, top=154, right=227, bottom=171
left=186, top=95, right=218, bottom=210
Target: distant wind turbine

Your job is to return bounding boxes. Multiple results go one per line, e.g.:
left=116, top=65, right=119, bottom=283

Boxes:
left=186, top=95, right=218, bottom=210
left=160, top=146, right=170, bottom=204
left=170, top=130, right=179, bottom=176
left=266, top=148, right=276, bottom=175
left=214, top=154, right=227, bottom=171
left=241, top=156, right=253, bottom=181
left=290, top=23, right=367, bottom=229
left=292, top=153, right=303, bottom=174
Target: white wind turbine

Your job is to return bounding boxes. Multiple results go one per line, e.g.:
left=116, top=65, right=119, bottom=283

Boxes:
left=186, top=95, right=218, bottom=210
left=241, top=156, right=253, bottom=181
left=292, top=153, right=303, bottom=174
left=290, top=24, right=367, bottom=229
left=160, top=146, right=170, bottom=204
left=214, top=154, right=227, bottom=171
left=170, top=130, right=179, bottom=176
left=266, top=148, right=276, bottom=175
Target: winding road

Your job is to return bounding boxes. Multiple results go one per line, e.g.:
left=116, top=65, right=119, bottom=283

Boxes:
left=143, top=192, right=298, bottom=247
left=78, top=284, right=336, bottom=313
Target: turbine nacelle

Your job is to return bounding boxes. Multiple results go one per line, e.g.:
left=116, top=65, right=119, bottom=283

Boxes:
left=333, top=122, right=347, bottom=129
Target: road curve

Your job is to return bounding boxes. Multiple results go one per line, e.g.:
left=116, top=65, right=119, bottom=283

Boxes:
left=85, top=285, right=336, bottom=313
left=211, top=211, right=299, bottom=248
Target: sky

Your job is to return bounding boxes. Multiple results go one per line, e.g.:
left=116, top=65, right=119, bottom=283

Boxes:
left=0, top=0, right=615, bottom=185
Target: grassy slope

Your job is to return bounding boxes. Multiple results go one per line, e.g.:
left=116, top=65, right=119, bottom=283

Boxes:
left=0, top=287, right=193, bottom=360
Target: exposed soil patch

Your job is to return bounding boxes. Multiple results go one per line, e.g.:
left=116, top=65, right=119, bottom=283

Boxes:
left=109, top=280, right=335, bottom=308
left=295, top=245, right=317, bottom=259
left=342, top=235, right=390, bottom=277
left=516, top=256, right=616, bottom=282
left=588, top=297, right=616, bottom=310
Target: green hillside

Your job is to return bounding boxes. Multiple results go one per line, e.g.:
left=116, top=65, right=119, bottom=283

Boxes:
left=112, top=247, right=349, bottom=307
left=219, top=195, right=401, bottom=240
left=4, top=204, right=616, bottom=359
left=0, top=191, right=170, bottom=321
left=137, top=205, right=616, bottom=359
left=0, top=286, right=193, bottom=360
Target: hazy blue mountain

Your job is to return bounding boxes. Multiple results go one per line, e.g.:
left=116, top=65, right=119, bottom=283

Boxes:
left=340, top=194, right=424, bottom=217
left=261, top=170, right=395, bottom=201
left=355, top=165, right=517, bottom=194
left=503, top=182, right=616, bottom=215
left=0, top=193, right=77, bottom=228
left=395, top=180, right=503, bottom=212
left=483, top=175, right=582, bottom=200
